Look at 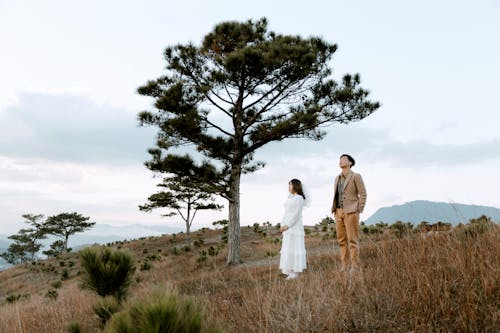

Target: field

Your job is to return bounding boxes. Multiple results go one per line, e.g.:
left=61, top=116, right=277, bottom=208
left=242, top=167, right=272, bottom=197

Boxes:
left=0, top=220, right=499, bottom=332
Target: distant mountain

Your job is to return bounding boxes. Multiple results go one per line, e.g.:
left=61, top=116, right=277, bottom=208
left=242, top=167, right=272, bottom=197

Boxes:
left=365, top=200, right=500, bottom=225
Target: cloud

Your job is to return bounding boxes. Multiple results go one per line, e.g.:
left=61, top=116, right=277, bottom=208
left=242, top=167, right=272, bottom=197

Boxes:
left=0, top=91, right=157, bottom=164
left=251, top=123, right=500, bottom=169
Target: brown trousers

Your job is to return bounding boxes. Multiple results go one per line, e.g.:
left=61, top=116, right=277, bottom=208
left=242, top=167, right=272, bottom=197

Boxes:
left=334, top=208, right=360, bottom=269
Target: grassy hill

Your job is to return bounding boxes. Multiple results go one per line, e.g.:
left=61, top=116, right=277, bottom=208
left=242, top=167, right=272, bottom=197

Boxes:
left=0, top=219, right=498, bottom=332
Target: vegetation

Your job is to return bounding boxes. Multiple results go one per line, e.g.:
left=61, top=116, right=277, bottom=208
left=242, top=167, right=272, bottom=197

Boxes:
left=0, top=214, right=47, bottom=264
left=43, top=212, right=96, bottom=253
left=139, top=175, right=222, bottom=244
left=137, top=17, right=380, bottom=264
left=1, top=212, right=96, bottom=263
left=79, top=246, right=136, bottom=302
left=0, top=217, right=498, bottom=332
left=104, top=289, right=222, bottom=333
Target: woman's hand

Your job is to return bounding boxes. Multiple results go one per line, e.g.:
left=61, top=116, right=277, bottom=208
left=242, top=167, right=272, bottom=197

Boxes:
left=279, top=225, right=289, bottom=233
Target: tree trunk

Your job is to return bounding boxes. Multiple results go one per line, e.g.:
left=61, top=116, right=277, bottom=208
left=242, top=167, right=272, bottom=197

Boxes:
left=64, top=234, right=69, bottom=252
left=227, top=164, right=242, bottom=265
left=185, top=203, right=191, bottom=244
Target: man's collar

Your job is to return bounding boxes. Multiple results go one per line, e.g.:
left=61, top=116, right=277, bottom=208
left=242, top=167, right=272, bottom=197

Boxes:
left=341, top=169, right=352, bottom=177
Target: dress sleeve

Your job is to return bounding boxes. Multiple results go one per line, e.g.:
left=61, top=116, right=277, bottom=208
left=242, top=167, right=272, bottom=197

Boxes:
left=281, top=196, right=304, bottom=228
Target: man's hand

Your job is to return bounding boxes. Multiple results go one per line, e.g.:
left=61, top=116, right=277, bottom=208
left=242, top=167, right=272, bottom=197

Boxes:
left=279, top=225, right=289, bottom=233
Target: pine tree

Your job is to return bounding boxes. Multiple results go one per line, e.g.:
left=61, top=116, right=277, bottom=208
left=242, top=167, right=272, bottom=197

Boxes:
left=139, top=175, right=222, bottom=244
left=0, top=214, right=47, bottom=264
left=137, top=18, right=380, bottom=264
left=43, top=212, right=95, bottom=252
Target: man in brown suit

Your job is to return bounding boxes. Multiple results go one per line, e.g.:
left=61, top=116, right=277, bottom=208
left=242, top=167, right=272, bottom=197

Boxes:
left=331, top=154, right=367, bottom=273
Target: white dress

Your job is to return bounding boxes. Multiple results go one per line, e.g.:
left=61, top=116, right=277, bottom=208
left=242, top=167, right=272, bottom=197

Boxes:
left=279, top=194, right=307, bottom=274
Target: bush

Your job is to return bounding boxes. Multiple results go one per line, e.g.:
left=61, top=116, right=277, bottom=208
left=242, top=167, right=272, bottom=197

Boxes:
left=197, top=250, right=208, bottom=263
left=51, top=280, right=63, bottom=289
left=61, top=268, right=70, bottom=280
left=5, top=293, right=29, bottom=303
left=68, top=322, right=82, bottom=333
left=193, top=238, right=205, bottom=247
left=79, top=246, right=136, bottom=302
left=94, top=296, right=121, bottom=326
left=458, top=215, right=495, bottom=238
left=140, top=260, right=152, bottom=271
left=104, top=289, right=222, bottom=333
left=45, top=289, right=58, bottom=300
left=207, top=246, right=218, bottom=257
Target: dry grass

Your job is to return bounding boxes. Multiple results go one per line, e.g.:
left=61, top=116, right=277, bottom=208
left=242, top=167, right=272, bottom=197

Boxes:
left=0, top=223, right=499, bottom=332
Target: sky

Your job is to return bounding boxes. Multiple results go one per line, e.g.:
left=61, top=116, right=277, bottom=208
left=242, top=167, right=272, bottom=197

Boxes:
left=0, top=0, right=499, bottom=234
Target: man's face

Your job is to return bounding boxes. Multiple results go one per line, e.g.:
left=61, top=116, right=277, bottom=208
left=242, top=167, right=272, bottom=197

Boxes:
left=339, top=156, right=351, bottom=168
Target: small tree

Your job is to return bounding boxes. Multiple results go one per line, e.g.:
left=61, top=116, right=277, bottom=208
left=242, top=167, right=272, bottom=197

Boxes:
left=138, top=18, right=380, bottom=264
left=0, top=214, right=47, bottom=264
left=139, top=176, right=222, bottom=243
left=43, top=212, right=95, bottom=252
left=42, top=240, right=67, bottom=258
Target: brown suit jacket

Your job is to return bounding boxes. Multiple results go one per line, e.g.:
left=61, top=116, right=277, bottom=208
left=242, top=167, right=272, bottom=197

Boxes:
left=331, top=171, right=367, bottom=214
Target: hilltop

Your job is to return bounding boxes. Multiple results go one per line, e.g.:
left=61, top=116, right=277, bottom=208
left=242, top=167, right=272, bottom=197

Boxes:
left=0, top=218, right=498, bottom=332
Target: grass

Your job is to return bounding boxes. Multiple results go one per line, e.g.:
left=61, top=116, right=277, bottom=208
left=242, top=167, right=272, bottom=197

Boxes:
left=0, top=221, right=498, bottom=332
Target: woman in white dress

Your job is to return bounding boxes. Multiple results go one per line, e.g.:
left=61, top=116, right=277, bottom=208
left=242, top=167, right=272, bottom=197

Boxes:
left=279, top=179, right=308, bottom=280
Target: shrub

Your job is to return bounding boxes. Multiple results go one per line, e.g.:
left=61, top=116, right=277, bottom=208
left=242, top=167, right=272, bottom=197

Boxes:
left=140, top=260, right=152, bottom=271
left=193, top=238, right=205, bottom=247
left=207, top=246, right=218, bottom=257
left=61, top=268, right=70, bottom=280
left=94, top=296, right=121, bottom=326
left=45, top=289, right=58, bottom=300
left=68, top=322, right=82, bottom=333
left=5, top=293, right=29, bottom=303
left=265, top=250, right=277, bottom=258
left=104, top=289, right=222, bottom=333
left=79, top=246, right=136, bottom=302
left=197, top=250, right=208, bottom=263
left=51, top=280, right=63, bottom=289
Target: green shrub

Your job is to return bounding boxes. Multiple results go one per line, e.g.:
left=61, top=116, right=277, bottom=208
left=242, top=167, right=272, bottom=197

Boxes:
left=104, top=290, right=222, bottom=333
left=197, top=250, right=208, bottom=263
left=193, top=238, right=205, bottom=247
left=140, top=260, right=152, bottom=271
left=68, top=322, right=82, bottom=333
left=79, top=246, right=136, bottom=302
left=5, top=293, right=29, bottom=303
left=51, top=280, right=63, bottom=289
left=61, top=268, right=70, bottom=280
left=266, top=250, right=277, bottom=258
left=207, top=246, right=218, bottom=257
left=45, top=289, right=58, bottom=300
left=94, top=296, right=121, bottom=326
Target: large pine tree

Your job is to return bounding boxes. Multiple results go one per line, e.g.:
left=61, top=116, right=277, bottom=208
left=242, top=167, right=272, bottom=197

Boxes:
left=138, top=18, right=380, bottom=264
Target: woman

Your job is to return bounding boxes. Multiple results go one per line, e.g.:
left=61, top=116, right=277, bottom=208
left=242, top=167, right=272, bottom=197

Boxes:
left=279, top=178, right=308, bottom=279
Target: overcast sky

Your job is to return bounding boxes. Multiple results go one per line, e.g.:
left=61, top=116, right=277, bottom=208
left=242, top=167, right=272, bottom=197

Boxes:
left=1, top=0, right=499, bottom=234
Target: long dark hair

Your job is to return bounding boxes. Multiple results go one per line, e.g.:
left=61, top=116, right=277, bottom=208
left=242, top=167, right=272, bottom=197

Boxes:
left=289, top=179, right=306, bottom=200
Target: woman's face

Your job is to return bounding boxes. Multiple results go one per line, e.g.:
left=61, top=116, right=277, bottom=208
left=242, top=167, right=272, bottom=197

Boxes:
left=288, top=182, right=295, bottom=194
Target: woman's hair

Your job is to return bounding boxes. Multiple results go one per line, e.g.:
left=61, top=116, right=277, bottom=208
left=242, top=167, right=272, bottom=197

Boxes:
left=289, top=179, right=306, bottom=200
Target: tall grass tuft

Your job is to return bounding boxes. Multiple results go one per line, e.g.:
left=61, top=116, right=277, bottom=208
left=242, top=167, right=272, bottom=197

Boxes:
left=79, top=246, right=135, bottom=302
left=104, top=288, right=222, bottom=333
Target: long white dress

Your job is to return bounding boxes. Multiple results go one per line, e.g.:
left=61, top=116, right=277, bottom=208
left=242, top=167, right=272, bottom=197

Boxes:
left=279, top=194, right=307, bottom=274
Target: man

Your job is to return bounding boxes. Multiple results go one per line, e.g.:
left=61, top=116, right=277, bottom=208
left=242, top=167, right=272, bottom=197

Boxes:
left=331, top=154, right=367, bottom=273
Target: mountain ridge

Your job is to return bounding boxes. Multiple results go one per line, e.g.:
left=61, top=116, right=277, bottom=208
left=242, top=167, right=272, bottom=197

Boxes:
left=365, top=200, right=500, bottom=225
